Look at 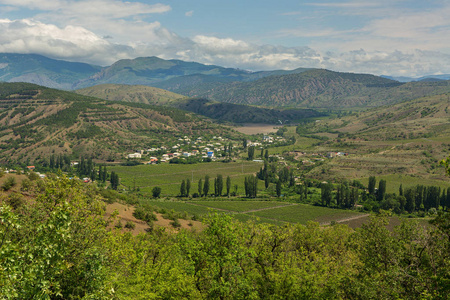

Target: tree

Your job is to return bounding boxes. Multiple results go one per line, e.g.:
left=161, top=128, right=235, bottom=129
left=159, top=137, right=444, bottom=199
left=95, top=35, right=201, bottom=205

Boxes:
left=264, top=149, right=269, bottom=160
left=248, top=146, right=255, bottom=160
left=368, top=176, right=376, bottom=195
left=203, top=175, right=210, bottom=197
left=377, top=179, right=386, bottom=201
left=198, top=178, right=203, bottom=197
left=110, top=171, right=119, bottom=190
left=276, top=180, right=282, bottom=197
left=152, top=186, right=162, bottom=198
left=321, top=182, right=333, bottom=206
left=243, top=138, right=247, bottom=149
left=244, top=175, right=258, bottom=198
left=186, top=179, right=191, bottom=197
left=216, top=174, right=223, bottom=196
left=226, top=176, right=231, bottom=197
left=180, top=180, right=186, bottom=197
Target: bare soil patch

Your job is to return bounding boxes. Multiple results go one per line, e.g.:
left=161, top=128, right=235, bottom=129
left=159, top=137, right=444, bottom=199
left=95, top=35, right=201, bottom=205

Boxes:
left=233, top=124, right=278, bottom=135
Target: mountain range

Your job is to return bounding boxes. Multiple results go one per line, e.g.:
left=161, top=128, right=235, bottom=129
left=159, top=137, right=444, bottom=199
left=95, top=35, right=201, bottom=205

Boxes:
left=2, top=53, right=450, bottom=109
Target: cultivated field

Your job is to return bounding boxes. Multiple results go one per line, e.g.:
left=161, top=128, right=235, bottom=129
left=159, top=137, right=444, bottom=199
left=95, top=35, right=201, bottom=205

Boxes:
left=141, top=199, right=366, bottom=226
left=109, top=161, right=264, bottom=195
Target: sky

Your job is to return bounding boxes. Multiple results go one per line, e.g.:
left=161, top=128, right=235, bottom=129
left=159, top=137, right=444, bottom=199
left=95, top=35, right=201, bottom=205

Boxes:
left=0, top=0, right=449, bottom=77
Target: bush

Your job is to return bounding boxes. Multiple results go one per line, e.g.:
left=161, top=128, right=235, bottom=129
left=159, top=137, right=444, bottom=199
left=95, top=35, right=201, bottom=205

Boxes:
left=115, top=220, right=123, bottom=229
left=2, top=176, right=17, bottom=191
left=152, top=186, right=162, bottom=198
left=21, top=178, right=32, bottom=192
left=170, top=219, right=181, bottom=228
left=7, top=193, right=24, bottom=209
left=125, top=221, right=136, bottom=230
left=27, top=172, right=40, bottom=181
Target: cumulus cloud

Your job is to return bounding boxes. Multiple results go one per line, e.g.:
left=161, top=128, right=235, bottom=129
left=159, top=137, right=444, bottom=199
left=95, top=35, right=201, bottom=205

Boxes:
left=1, top=17, right=450, bottom=76
left=0, top=0, right=450, bottom=76
left=185, top=10, right=194, bottom=17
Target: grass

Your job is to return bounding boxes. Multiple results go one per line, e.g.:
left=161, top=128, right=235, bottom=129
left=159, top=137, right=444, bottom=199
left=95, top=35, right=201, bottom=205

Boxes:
left=141, top=198, right=363, bottom=226
left=187, top=200, right=291, bottom=212
left=144, top=200, right=217, bottom=217
left=109, top=161, right=263, bottom=195
left=248, top=203, right=362, bottom=225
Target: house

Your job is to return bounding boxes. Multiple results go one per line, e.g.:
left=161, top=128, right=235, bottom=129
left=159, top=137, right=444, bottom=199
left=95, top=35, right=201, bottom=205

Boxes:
left=127, top=153, right=142, bottom=159
left=207, top=151, right=214, bottom=158
left=183, top=152, right=191, bottom=157
left=27, top=166, right=35, bottom=170
left=327, top=152, right=337, bottom=158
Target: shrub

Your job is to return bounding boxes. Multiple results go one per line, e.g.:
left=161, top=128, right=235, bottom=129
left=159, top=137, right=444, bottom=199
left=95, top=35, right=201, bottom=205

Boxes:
left=21, top=178, right=32, bottom=192
left=125, top=221, right=136, bottom=230
left=27, top=172, right=40, bottom=181
left=2, top=176, right=17, bottom=191
left=152, top=186, right=162, bottom=198
left=7, top=193, right=25, bottom=209
left=115, top=220, right=123, bottom=229
left=170, top=219, right=181, bottom=228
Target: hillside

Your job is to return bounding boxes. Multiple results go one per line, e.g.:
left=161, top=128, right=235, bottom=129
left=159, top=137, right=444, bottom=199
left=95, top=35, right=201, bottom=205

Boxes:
left=76, top=84, right=185, bottom=105
left=183, top=69, right=450, bottom=108
left=0, top=53, right=101, bottom=89
left=76, top=84, right=326, bottom=124
left=176, top=98, right=326, bottom=124
left=0, top=82, right=241, bottom=164
left=293, top=93, right=450, bottom=181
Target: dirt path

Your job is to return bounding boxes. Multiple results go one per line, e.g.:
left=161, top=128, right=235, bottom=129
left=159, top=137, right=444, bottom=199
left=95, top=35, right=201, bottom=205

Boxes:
left=320, top=213, right=370, bottom=226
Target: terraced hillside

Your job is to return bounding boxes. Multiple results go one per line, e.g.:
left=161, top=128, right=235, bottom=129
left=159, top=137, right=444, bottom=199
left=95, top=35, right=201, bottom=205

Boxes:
left=0, top=82, right=241, bottom=164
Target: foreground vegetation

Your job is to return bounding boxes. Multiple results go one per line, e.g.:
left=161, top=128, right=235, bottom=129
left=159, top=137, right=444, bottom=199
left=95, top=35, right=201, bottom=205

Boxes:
left=0, top=175, right=449, bottom=299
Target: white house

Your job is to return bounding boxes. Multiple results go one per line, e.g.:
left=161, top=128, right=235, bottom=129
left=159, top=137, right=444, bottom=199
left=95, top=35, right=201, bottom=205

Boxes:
left=127, top=153, right=142, bottom=159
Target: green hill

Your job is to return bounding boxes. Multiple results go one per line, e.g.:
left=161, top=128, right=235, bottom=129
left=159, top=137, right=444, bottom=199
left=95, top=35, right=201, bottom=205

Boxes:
left=0, top=82, right=241, bottom=164
left=185, top=69, right=450, bottom=109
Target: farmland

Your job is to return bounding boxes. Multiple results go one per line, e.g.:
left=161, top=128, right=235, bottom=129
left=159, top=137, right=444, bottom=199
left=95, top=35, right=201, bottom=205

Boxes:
left=109, top=161, right=264, bottom=195
left=140, top=199, right=367, bottom=227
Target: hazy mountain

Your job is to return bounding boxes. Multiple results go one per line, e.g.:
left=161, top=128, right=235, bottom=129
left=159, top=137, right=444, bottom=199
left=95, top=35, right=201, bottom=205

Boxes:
left=381, top=74, right=450, bottom=82
left=0, top=53, right=101, bottom=89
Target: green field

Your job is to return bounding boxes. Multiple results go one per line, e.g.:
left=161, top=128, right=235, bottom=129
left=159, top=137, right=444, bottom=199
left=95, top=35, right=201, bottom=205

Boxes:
left=142, top=199, right=363, bottom=226
left=187, top=200, right=291, bottom=212
left=248, top=203, right=362, bottom=225
left=109, top=161, right=263, bottom=195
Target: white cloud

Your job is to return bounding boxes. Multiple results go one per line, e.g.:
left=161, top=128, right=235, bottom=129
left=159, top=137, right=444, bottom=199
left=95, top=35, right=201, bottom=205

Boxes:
left=1, top=18, right=450, bottom=76
left=185, top=10, right=193, bottom=17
